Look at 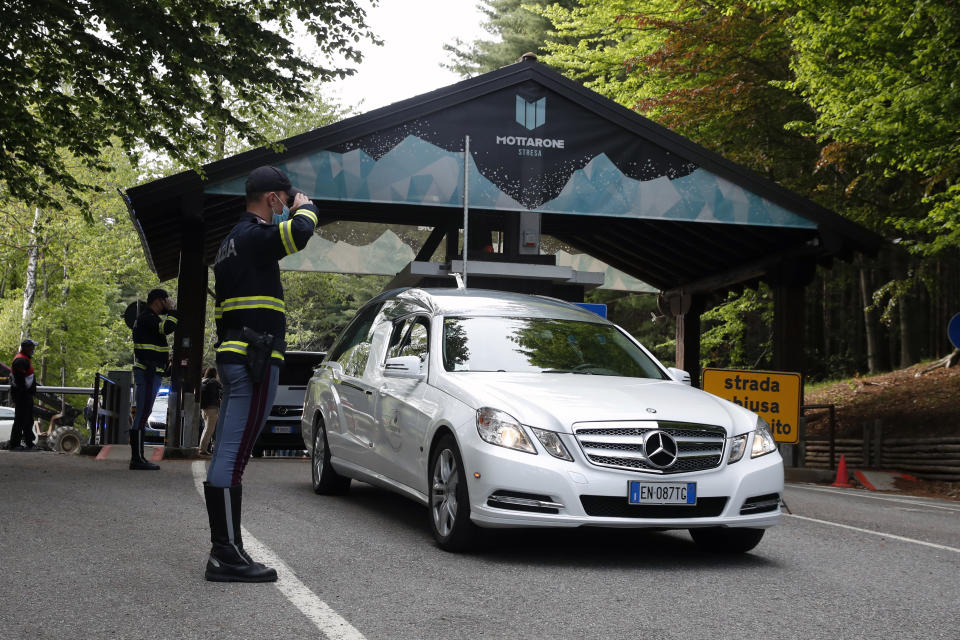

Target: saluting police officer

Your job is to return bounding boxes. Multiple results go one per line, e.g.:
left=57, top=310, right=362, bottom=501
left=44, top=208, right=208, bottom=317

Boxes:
left=203, top=166, right=318, bottom=582
left=131, top=288, right=179, bottom=470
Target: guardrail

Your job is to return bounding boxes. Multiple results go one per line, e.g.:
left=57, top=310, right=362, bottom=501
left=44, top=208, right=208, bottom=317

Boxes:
left=0, top=385, right=94, bottom=394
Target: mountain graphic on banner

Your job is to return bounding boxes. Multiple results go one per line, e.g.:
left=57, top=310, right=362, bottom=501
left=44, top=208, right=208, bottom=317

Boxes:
left=540, top=153, right=813, bottom=228
left=206, top=136, right=812, bottom=228
left=280, top=228, right=415, bottom=274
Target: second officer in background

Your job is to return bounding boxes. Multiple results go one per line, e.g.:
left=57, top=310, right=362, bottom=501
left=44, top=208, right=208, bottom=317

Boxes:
left=202, top=165, right=319, bottom=582
left=131, top=288, right=178, bottom=470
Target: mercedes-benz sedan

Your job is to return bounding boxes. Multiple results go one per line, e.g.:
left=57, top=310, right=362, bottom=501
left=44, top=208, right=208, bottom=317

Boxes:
left=302, top=288, right=783, bottom=552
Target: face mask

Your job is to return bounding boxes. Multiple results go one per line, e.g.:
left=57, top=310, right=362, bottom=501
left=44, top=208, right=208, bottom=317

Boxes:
left=271, top=193, right=291, bottom=225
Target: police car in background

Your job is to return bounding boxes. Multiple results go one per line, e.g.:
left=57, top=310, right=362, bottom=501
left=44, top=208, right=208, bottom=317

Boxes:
left=252, top=351, right=326, bottom=457
left=145, top=388, right=169, bottom=443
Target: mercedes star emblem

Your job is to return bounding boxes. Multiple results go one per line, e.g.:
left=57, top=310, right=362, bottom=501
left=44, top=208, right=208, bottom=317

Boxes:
left=643, top=430, right=678, bottom=468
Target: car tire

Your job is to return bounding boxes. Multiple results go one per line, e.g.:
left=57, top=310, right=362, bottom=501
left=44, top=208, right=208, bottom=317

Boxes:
left=428, top=435, right=478, bottom=552
left=50, top=426, right=84, bottom=455
left=689, top=527, right=765, bottom=553
left=311, top=418, right=350, bottom=495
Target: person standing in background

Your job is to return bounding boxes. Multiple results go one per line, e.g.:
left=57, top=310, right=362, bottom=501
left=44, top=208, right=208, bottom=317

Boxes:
left=130, top=288, right=179, bottom=470
left=198, top=367, right=221, bottom=456
left=9, top=339, right=39, bottom=451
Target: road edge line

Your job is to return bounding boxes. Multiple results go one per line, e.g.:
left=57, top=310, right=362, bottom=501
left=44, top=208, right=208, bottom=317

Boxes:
left=191, top=461, right=367, bottom=640
left=784, top=513, right=960, bottom=554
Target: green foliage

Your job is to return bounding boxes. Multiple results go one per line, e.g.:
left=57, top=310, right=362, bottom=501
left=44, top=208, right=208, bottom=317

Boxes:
left=541, top=0, right=819, bottom=189
left=700, top=287, right=774, bottom=369
left=0, top=0, right=376, bottom=213
left=0, top=145, right=160, bottom=391
left=282, top=272, right=389, bottom=353
left=443, top=0, right=580, bottom=76
left=756, top=0, right=960, bottom=254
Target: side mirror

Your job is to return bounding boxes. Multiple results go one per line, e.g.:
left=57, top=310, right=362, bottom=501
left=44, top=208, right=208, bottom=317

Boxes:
left=384, top=355, right=425, bottom=380
left=325, top=361, right=343, bottom=382
left=667, top=367, right=691, bottom=385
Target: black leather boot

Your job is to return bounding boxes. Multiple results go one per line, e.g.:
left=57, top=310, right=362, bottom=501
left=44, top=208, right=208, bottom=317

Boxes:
left=203, top=482, right=277, bottom=582
left=129, top=429, right=159, bottom=470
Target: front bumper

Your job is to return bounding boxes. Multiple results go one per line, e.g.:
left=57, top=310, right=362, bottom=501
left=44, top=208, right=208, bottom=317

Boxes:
left=255, top=418, right=305, bottom=449
left=459, top=429, right=783, bottom=530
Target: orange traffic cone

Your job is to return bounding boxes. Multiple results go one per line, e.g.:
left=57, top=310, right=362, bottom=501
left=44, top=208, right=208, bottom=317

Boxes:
left=831, top=454, right=853, bottom=488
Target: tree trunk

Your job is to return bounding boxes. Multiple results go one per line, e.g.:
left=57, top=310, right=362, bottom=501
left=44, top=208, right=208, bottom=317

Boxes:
left=894, top=252, right=917, bottom=368
left=40, top=246, right=49, bottom=384
left=859, top=263, right=879, bottom=374
left=20, top=207, right=42, bottom=342
left=60, top=244, right=69, bottom=413
left=822, top=276, right=831, bottom=358
left=0, top=261, right=8, bottom=297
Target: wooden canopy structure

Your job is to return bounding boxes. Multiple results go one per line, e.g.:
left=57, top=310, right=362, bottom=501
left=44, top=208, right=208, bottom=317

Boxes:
left=124, top=57, right=883, bottom=446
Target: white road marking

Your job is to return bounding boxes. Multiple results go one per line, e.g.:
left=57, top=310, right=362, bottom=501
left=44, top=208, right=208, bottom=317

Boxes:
left=192, top=461, right=367, bottom=640
left=784, top=513, right=960, bottom=554
left=787, top=483, right=960, bottom=513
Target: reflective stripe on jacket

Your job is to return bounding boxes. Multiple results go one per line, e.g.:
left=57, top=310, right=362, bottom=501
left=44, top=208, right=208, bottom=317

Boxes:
left=213, top=206, right=318, bottom=364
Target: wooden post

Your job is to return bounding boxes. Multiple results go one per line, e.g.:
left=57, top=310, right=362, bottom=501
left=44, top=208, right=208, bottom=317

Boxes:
left=672, top=294, right=704, bottom=388
left=874, top=419, right=883, bottom=470
left=770, top=259, right=815, bottom=376
left=862, top=423, right=871, bottom=467
left=168, top=192, right=207, bottom=449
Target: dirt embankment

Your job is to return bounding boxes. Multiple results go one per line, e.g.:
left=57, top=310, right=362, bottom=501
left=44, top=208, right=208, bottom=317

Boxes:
left=804, top=365, right=960, bottom=440
left=803, top=364, right=960, bottom=500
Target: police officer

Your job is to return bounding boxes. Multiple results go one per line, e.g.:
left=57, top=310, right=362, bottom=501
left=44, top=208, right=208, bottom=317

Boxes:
left=9, top=339, right=39, bottom=451
left=203, top=166, right=318, bottom=582
left=131, top=288, right=179, bottom=470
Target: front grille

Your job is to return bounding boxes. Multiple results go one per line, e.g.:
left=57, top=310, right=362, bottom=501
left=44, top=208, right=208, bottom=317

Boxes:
left=574, top=421, right=727, bottom=475
left=270, top=405, right=303, bottom=417
left=580, top=495, right=728, bottom=519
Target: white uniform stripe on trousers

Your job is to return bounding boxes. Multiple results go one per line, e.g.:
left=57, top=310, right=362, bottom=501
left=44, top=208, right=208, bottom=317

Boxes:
left=192, top=461, right=367, bottom=640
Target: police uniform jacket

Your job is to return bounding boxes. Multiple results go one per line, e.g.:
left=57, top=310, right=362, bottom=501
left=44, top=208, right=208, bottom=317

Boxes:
left=213, top=205, right=319, bottom=365
left=133, top=308, right=179, bottom=374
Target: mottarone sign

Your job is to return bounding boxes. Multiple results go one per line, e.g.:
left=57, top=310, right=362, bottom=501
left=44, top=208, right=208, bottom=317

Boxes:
left=701, top=369, right=801, bottom=444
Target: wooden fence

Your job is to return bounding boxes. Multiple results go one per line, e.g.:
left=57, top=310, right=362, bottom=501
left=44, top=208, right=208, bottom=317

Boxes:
left=805, top=435, right=960, bottom=481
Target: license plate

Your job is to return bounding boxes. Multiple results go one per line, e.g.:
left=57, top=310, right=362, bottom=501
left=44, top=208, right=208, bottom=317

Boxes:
left=271, top=426, right=294, bottom=434
left=628, top=481, right=697, bottom=505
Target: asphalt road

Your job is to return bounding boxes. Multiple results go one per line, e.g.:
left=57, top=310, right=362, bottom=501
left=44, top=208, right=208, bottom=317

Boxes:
left=1, top=451, right=958, bottom=640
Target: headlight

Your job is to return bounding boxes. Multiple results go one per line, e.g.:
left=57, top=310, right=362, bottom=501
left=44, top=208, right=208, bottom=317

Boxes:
left=530, top=427, right=573, bottom=461
left=728, top=434, right=748, bottom=464
left=751, top=416, right=777, bottom=458
left=476, top=408, right=536, bottom=454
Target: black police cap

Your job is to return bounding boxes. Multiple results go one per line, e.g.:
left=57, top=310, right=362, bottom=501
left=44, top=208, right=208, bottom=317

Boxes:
left=245, top=166, right=303, bottom=201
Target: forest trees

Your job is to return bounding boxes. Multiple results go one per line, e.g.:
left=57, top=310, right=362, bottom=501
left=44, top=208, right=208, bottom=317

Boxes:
left=450, top=0, right=960, bottom=378
left=0, top=0, right=376, bottom=213
left=443, top=0, right=580, bottom=75
left=0, top=1, right=378, bottom=391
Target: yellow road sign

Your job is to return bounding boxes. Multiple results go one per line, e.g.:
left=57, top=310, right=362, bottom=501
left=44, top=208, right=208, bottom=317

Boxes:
left=701, top=368, right=801, bottom=444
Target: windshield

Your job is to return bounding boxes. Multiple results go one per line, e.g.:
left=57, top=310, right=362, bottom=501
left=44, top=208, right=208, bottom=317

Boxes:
left=442, top=316, right=668, bottom=379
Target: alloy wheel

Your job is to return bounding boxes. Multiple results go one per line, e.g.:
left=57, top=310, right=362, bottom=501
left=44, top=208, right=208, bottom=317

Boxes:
left=313, top=425, right=326, bottom=486
left=431, top=448, right=459, bottom=537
